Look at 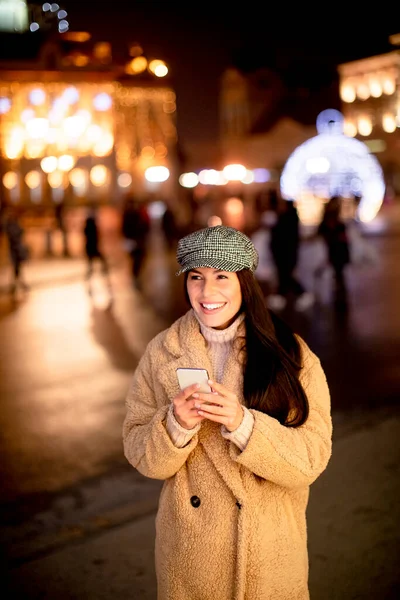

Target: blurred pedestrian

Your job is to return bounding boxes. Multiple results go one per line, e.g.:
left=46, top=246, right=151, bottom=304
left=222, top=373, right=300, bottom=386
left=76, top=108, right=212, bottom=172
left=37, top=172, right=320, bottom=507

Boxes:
left=123, top=224, right=332, bottom=600
left=316, top=196, right=350, bottom=299
left=268, top=199, right=314, bottom=311
left=3, top=206, right=30, bottom=296
left=347, top=194, right=378, bottom=267
left=83, top=206, right=112, bottom=302
left=121, top=195, right=150, bottom=289
left=161, top=203, right=179, bottom=250
left=54, top=200, right=70, bottom=257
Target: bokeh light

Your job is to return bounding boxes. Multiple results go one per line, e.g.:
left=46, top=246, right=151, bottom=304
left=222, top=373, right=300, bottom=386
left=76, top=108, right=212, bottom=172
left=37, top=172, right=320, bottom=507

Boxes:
left=179, top=172, right=199, bottom=188
left=117, top=173, right=132, bottom=188
left=3, top=171, right=18, bottom=190
left=280, top=109, right=386, bottom=224
left=90, top=165, right=108, bottom=186
left=0, top=97, right=11, bottom=114
left=25, top=170, right=41, bottom=189
left=144, top=166, right=170, bottom=183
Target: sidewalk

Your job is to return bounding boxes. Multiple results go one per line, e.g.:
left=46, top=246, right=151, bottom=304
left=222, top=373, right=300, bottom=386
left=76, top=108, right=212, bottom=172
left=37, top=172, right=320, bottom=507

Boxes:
left=5, top=406, right=399, bottom=599
left=2, top=202, right=400, bottom=598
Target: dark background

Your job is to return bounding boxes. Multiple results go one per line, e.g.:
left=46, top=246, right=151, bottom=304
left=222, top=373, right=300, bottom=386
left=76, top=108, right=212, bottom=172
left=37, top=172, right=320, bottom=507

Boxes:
left=61, top=1, right=398, bottom=145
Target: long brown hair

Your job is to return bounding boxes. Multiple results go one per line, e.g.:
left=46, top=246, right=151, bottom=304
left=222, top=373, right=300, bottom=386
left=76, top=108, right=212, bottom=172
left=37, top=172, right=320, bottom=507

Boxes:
left=184, top=270, right=309, bottom=427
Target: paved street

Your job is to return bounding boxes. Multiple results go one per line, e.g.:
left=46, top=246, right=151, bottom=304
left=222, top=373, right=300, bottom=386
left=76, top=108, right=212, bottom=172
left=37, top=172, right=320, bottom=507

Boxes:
left=1, top=206, right=400, bottom=598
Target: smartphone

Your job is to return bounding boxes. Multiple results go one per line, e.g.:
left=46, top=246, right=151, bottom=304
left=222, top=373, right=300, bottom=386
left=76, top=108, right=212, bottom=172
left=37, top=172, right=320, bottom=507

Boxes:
left=176, top=368, right=212, bottom=393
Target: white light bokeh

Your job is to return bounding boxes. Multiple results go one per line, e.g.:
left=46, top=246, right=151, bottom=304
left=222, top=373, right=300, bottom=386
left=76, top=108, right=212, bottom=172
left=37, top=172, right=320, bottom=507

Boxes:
left=148, top=201, right=166, bottom=218
left=179, top=172, right=199, bottom=188
left=0, top=97, right=11, bottom=114
left=41, top=156, right=58, bottom=173
left=58, top=20, right=69, bottom=33
left=253, top=168, right=270, bottom=183
left=63, top=86, right=79, bottom=104
left=280, top=109, right=386, bottom=224
left=222, top=163, right=247, bottom=181
left=29, top=88, right=46, bottom=106
left=93, top=93, right=112, bottom=111
left=144, top=166, right=170, bottom=183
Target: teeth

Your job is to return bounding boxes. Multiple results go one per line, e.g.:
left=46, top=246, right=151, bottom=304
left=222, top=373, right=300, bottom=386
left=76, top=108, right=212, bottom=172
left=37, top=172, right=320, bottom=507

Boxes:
left=202, top=303, right=224, bottom=310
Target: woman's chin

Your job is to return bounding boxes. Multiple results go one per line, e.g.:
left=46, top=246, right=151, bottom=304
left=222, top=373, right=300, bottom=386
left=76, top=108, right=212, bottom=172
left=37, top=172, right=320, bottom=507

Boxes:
left=195, top=310, right=223, bottom=327
left=199, top=313, right=233, bottom=330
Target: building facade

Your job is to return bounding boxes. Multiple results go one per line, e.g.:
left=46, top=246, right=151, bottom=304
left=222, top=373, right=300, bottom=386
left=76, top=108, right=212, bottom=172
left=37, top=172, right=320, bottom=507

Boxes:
left=0, top=30, right=179, bottom=212
left=337, top=47, right=400, bottom=196
left=216, top=37, right=400, bottom=201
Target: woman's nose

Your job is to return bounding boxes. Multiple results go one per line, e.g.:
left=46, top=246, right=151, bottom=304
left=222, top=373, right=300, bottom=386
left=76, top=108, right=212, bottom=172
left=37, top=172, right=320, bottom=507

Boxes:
left=202, top=278, right=215, bottom=295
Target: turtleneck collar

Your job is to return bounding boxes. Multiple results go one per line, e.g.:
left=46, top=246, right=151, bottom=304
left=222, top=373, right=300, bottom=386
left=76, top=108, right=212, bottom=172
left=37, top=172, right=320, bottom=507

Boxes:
left=193, top=310, right=245, bottom=344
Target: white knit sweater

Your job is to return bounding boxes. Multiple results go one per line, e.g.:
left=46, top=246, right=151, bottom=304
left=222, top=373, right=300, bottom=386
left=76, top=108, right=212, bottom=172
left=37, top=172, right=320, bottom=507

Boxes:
left=166, top=312, right=255, bottom=449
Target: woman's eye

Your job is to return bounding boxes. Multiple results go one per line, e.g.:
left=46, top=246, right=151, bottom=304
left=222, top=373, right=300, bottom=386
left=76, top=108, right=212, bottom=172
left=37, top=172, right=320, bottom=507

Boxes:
left=217, top=274, right=228, bottom=279
left=189, top=275, right=201, bottom=280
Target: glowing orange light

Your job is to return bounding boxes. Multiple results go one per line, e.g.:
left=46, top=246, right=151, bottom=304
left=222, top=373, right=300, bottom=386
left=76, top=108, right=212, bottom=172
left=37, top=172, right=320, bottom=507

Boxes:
left=61, top=31, right=91, bottom=42
left=69, top=168, right=87, bottom=188
left=129, top=57, right=147, bottom=74
left=90, top=165, right=108, bottom=186
left=25, top=171, right=41, bottom=189
left=3, top=171, right=18, bottom=190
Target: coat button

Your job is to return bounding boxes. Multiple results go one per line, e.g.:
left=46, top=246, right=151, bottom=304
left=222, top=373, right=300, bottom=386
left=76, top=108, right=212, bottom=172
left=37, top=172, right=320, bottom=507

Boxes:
left=190, top=495, right=201, bottom=508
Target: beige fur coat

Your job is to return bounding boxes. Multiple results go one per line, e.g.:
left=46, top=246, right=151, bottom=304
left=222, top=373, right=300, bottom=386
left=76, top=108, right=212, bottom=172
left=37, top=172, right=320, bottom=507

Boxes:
left=123, top=309, right=332, bottom=600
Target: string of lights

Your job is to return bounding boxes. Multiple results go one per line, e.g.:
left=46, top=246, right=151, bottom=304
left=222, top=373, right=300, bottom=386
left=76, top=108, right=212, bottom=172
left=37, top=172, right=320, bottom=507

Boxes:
left=29, top=2, right=69, bottom=34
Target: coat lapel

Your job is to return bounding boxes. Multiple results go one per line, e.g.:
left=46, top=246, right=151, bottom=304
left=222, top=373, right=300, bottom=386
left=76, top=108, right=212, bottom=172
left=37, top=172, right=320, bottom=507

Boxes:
left=158, top=309, right=248, bottom=503
left=157, top=310, right=213, bottom=402
left=198, top=345, right=247, bottom=503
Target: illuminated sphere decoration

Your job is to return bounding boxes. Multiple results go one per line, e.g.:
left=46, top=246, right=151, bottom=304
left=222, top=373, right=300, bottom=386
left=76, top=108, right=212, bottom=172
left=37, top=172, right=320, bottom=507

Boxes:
left=280, top=109, right=386, bottom=223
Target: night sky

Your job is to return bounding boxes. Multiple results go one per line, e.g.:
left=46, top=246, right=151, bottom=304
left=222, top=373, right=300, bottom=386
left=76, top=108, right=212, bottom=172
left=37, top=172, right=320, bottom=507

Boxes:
left=61, top=1, right=397, bottom=147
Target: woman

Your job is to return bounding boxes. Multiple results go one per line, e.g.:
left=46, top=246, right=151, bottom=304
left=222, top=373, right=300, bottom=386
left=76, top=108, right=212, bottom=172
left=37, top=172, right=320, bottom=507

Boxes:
left=123, top=225, right=332, bottom=600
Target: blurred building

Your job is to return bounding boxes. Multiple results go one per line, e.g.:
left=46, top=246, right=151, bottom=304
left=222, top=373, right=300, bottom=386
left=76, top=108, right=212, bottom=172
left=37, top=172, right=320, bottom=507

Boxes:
left=219, top=67, right=328, bottom=173
left=178, top=36, right=400, bottom=229
left=337, top=36, right=400, bottom=197
left=178, top=64, right=339, bottom=228
left=216, top=35, right=400, bottom=194
left=0, top=20, right=179, bottom=213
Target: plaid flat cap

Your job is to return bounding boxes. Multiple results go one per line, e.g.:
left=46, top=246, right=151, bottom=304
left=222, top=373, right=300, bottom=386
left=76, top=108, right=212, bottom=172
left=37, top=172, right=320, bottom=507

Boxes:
left=176, top=225, right=259, bottom=275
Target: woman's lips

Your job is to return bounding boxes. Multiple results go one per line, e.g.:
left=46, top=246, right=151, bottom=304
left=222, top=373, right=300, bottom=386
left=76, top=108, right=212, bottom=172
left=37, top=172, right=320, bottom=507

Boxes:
left=200, top=302, right=226, bottom=314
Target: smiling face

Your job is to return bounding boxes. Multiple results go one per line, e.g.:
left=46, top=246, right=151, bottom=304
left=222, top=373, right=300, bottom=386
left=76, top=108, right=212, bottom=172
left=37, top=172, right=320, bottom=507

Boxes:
left=186, top=267, right=242, bottom=329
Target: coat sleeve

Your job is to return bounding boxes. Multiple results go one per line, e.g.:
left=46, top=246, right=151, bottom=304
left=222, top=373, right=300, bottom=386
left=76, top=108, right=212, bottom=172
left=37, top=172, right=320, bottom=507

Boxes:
left=231, top=338, right=332, bottom=489
left=122, top=340, right=200, bottom=480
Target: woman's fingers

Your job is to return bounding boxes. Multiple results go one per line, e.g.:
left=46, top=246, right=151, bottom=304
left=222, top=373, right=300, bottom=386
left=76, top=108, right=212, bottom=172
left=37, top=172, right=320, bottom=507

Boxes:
left=175, top=383, right=200, bottom=405
left=193, top=386, right=236, bottom=407
left=175, top=381, right=241, bottom=428
left=192, top=391, right=222, bottom=405
left=192, top=381, right=242, bottom=427
left=195, top=402, right=224, bottom=415
left=196, top=403, right=239, bottom=428
left=208, top=380, right=238, bottom=403
left=207, top=380, right=228, bottom=396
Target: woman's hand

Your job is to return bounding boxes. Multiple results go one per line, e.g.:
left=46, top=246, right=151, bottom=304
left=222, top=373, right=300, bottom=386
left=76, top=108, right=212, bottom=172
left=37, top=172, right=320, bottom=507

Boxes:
left=172, top=383, right=206, bottom=430
left=192, top=380, right=244, bottom=432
